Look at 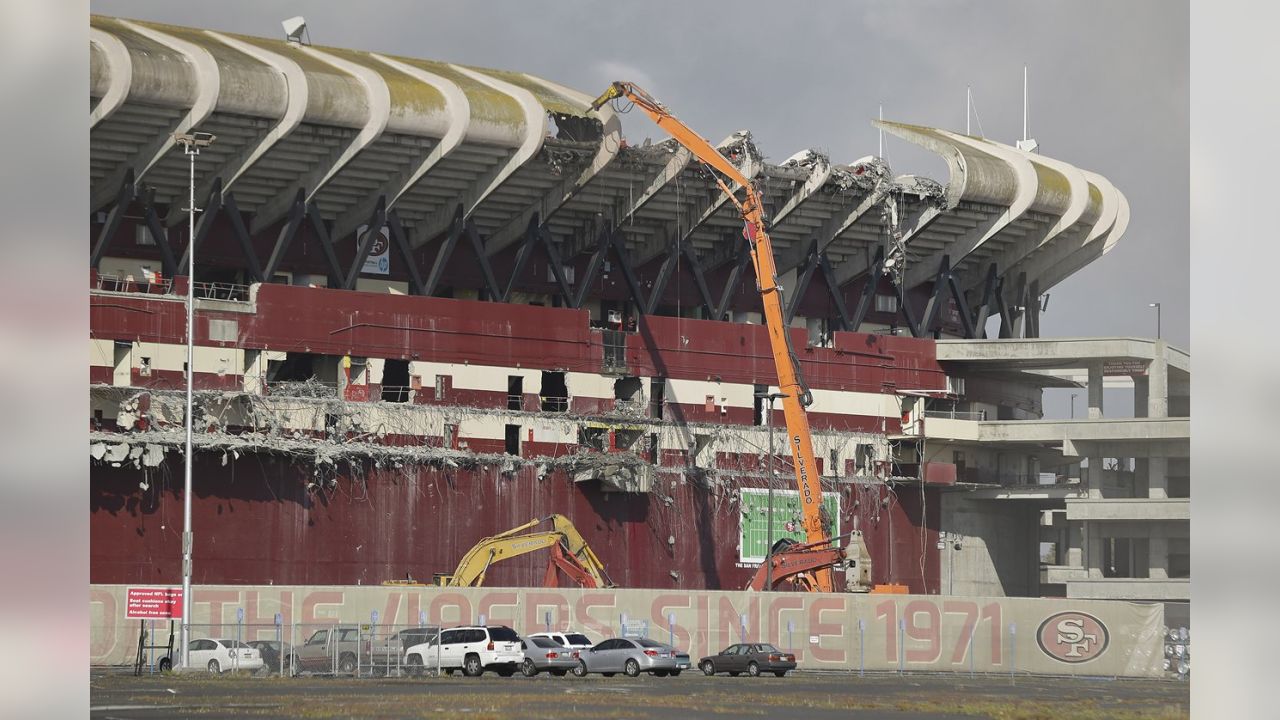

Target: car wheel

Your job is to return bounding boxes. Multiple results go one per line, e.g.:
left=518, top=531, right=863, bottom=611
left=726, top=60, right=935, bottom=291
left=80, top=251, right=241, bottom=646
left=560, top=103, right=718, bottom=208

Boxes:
left=701, top=660, right=715, bottom=676
left=338, top=653, right=357, bottom=674
left=572, top=660, right=588, bottom=677
left=748, top=661, right=760, bottom=677
left=208, top=659, right=221, bottom=674
left=653, top=670, right=669, bottom=677
left=773, top=670, right=788, bottom=677
left=158, top=658, right=172, bottom=673
left=624, top=659, right=641, bottom=678
left=406, top=654, right=424, bottom=677
left=521, top=659, right=538, bottom=677
left=550, top=669, right=568, bottom=677
left=463, top=654, right=483, bottom=677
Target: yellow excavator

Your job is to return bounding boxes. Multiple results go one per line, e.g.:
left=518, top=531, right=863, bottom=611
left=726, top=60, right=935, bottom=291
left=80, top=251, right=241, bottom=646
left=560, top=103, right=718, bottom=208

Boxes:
left=591, top=82, right=835, bottom=591
left=427, top=514, right=614, bottom=588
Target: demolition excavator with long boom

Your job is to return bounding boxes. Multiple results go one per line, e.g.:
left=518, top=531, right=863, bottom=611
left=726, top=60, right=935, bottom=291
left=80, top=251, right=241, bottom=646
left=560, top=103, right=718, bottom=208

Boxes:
left=591, top=82, right=838, bottom=592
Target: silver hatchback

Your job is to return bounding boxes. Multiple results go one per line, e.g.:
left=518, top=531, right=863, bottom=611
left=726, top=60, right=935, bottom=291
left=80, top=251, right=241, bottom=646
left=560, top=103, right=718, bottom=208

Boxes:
left=520, top=637, right=580, bottom=676
left=573, top=637, right=691, bottom=677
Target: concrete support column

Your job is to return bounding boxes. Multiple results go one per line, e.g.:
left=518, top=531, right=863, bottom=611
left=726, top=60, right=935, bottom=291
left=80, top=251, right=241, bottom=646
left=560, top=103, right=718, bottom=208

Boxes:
left=1133, top=376, right=1149, bottom=418
left=242, top=350, right=265, bottom=395
left=1148, top=534, right=1169, bottom=580
left=1147, top=456, right=1168, bottom=499
left=1066, top=522, right=1084, bottom=568
left=1148, top=341, right=1169, bottom=418
left=1084, top=521, right=1104, bottom=579
left=1087, top=362, right=1104, bottom=419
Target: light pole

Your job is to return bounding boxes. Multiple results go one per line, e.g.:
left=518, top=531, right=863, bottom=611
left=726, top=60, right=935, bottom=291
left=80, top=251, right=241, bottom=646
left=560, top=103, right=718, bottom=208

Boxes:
left=1148, top=302, right=1161, bottom=340
left=757, top=391, right=786, bottom=591
left=1070, top=393, right=1077, bottom=419
left=172, top=131, right=215, bottom=669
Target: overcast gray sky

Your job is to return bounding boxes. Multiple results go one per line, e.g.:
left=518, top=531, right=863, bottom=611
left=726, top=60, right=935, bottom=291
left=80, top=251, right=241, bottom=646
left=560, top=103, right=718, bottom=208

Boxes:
left=94, top=0, right=1189, bottom=352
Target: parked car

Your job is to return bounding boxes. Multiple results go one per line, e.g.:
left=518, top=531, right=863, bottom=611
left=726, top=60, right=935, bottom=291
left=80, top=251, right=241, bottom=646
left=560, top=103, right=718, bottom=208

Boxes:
left=295, top=626, right=365, bottom=674
left=520, top=636, right=580, bottom=677
left=366, top=627, right=440, bottom=673
left=698, top=643, right=796, bottom=677
left=172, top=638, right=263, bottom=674
left=573, top=637, right=691, bottom=677
left=404, top=625, right=523, bottom=677
left=245, top=640, right=294, bottom=675
left=527, top=631, right=593, bottom=652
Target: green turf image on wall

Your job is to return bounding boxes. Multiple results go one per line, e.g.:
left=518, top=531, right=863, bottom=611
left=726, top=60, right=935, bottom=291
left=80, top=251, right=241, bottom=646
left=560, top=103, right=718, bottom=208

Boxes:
left=739, top=488, right=840, bottom=563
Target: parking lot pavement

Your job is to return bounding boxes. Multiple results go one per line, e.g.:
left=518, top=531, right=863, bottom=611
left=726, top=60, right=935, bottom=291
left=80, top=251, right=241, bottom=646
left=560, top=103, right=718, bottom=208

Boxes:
left=90, top=670, right=1189, bottom=720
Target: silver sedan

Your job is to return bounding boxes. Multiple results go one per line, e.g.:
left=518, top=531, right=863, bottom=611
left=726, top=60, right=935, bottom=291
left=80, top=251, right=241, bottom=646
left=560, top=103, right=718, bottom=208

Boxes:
left=572, top=637, right=691, bottom=677
left=521, top=637, right=580, bottom=677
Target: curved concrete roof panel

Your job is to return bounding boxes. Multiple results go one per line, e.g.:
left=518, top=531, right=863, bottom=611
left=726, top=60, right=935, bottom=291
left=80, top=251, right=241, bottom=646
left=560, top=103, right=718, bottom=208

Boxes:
left=91, top=16, right=197, bottom=108
left=391, top=58, right=526, bottom=142
left=134, top=20, right=287, bottom=119
left=876, top=121, right=1018, bottom=206
left=228, top=34, right=368, bottom=128
left=309, top=46, right=450, bottom=136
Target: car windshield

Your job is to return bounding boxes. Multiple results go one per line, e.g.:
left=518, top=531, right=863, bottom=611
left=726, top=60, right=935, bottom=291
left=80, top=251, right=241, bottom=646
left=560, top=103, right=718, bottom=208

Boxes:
left=488, top=627, right=520, bottom=642
left=565, top=634, right=591, bottom=645
left=531, top=637, right=560, bottom=648
left=757, top=643, right=779, bottom=653
left=636, top=638, right=666, bottom=648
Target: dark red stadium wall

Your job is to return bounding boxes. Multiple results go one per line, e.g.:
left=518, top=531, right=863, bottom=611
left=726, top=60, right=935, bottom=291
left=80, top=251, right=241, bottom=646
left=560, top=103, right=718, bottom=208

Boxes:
left=90, top=456, right=940, bottom=593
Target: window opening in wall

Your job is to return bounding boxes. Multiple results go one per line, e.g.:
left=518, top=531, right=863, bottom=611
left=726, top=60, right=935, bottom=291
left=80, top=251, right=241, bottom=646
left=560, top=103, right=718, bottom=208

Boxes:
left=953, top=450, right=967, bottom=480
left=753, top=384, right=767, bottom=426
left=855, top=444, right=874, bottom=473
left=650, top=377, right=666, bottom=419
left=1168, top=539, right=1190, bottom=578
left=443, top=423, right=457, bottom=450
left=381, top=359, right=410, bottom=403
left=579, top=426, right=608, bottom=452
left=508, top=376, right=524, bottom=410
left=435, top=375, right=446, bottom=400
left=613, top=376, right=642, bottom=412
left=648, top=433, right=659, bottom=464
left=505, top=424, right=521, bottom=456
left=875, top=294, right=898, bottom=313
left=540, top=371, right=568, bottom=412
left=690, top=433, right=712, bottom=467
left=829, top=449, right=839, bottom=477
left=139, top=357, right=152, bottom=377
left=614, top=428, right=643, bottom=451
left=1039, top=542, right=1059, bottom=565
left=268, top=353, right=316, bottom=383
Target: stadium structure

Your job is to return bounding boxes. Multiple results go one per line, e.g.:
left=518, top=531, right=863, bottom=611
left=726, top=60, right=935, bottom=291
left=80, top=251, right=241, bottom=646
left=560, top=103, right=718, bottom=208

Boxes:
left=88, top=15, right=1189, bottom=608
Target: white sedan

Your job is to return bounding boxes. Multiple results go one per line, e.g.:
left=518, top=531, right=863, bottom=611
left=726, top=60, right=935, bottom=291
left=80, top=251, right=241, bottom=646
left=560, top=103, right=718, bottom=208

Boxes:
left=185, top=638, right=263, bottom=673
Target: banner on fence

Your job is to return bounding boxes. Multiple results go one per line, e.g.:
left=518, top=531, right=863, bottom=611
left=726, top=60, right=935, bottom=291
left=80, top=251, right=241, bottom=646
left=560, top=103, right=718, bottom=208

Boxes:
left=91, top=585, right=1165, bottom=677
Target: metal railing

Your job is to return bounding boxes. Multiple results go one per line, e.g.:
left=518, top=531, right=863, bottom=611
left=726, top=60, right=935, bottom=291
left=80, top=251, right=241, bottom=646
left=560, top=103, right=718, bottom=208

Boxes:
left=192, top=281, right=250, bottom=302
left=95, top=274, right=173, bottom=295
left=924, top=409, right=988, bottom=421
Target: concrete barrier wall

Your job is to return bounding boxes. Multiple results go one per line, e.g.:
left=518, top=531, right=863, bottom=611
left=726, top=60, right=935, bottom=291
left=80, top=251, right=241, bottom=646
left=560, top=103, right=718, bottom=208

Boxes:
left=90, top=585, right=1166, bottom=677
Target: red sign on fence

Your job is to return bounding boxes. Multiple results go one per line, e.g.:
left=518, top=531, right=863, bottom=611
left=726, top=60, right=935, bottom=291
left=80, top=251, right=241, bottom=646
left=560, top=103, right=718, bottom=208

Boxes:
left=126, top=587, right=184, bottom=620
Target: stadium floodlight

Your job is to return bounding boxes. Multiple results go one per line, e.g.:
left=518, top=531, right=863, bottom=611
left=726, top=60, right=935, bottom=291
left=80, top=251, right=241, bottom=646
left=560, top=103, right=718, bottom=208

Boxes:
left=282, top=16, right=309, bottom=45
left=171, top=130, right=214, bottom=670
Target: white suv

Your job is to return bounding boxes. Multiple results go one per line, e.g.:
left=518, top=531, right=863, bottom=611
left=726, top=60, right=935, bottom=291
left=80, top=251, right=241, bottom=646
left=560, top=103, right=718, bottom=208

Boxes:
left=528, top=631, right=593, bottom=652
left=404, top=625, right=523, bottom=677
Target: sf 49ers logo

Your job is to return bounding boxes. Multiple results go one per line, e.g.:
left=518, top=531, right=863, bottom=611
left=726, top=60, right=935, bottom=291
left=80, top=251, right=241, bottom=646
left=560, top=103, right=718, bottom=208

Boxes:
left=1037, top=611, right=1109, bottom=663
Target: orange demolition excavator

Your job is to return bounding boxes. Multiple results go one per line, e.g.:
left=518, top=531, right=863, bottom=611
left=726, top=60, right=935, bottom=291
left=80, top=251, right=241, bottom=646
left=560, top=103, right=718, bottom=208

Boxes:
left=591, top=82, right=836, bottom=592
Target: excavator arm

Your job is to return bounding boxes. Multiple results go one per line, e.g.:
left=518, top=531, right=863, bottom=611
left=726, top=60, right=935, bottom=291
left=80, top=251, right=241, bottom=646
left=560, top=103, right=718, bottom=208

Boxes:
left=438, top=515, right=614, bottom=588
left=591, top=82, right=832, bottom=592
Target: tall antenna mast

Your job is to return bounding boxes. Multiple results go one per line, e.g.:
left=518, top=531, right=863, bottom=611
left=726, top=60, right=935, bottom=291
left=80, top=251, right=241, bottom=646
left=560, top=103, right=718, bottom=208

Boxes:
left=1022, top=65, right=1028, bottom=141
left=878, top=104, right=884, bottom=158
left=1016, top=65, right=1038, bottom=153
left=966, top=86, right=972, bottom=135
